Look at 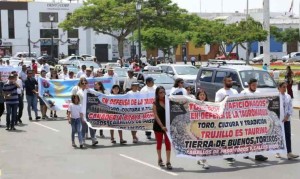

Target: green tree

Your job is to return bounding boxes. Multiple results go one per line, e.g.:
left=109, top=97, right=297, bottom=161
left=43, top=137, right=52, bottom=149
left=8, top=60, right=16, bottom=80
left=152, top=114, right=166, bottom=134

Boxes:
left=59, top=0, right=187, bottom=57
left=271, top=26, right=300, bottom=43
left=189, top=17, right=267, bottom=62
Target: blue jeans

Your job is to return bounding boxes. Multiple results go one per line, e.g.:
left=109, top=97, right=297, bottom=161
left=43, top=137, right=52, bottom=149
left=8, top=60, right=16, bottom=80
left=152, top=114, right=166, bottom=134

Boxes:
left=26, top=95, right=38, bottom=118
left=71, top=118, right=83, bottom=144
left=6, top=103, right=18, bottom=128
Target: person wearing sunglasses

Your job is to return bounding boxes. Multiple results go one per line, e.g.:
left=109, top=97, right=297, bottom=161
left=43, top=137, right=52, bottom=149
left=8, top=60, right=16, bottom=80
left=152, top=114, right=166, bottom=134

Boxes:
left=170, top=78, right=187, bottom=96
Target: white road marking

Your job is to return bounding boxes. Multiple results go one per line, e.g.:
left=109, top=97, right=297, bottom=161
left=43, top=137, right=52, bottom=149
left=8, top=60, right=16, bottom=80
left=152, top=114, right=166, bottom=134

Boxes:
left=119, top=154, right=178, bottom=176
left=32, top=122, right=59, bottom=132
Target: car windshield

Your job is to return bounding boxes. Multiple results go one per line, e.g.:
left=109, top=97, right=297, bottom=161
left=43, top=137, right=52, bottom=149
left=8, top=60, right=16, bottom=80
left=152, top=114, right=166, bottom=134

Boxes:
left=239, top=70, right=277, bottom=88
left=174, top=66, right=198, bottom=75
left=114, top=68, right=128, bottom=77
left=149, top=74, right=174, bottom=84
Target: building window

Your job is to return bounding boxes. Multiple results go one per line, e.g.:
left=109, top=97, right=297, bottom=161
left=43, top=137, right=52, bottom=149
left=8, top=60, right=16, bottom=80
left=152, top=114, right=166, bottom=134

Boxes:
left=8, top=10, right=15, bottom=39
left=67, top=29, right=79, bottom=38
left=40, top=29, right=59, bottom=38
left=39, top=12, right=58, bottom=22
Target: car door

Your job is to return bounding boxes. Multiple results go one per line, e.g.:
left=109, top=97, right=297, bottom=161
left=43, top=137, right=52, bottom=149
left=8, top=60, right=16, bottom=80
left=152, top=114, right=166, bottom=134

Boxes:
left=166, top=66, right=175, bottom=79
left=197, top=69, right=215, bottom=101
left=295, top=53, right=300, bottom=62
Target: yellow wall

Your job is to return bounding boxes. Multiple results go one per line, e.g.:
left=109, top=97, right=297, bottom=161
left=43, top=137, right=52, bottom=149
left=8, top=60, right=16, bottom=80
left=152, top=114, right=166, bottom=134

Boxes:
left=188, top=42, right=205, bottom=55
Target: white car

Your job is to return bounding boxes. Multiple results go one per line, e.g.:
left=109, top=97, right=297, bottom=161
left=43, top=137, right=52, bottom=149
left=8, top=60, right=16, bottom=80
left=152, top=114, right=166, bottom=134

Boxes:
left=58, top=56, right=84, bottom=64
left=103, top=63, right=120, bottom=69
left=10, top=52, right=37, bottom=61
left=157, top=64, right=199, bottom=85
left=81, top=54, right=96, bottom=61
left=251, top=54, right=277, bottom=63
left=282, top=52, right=300, bottom=63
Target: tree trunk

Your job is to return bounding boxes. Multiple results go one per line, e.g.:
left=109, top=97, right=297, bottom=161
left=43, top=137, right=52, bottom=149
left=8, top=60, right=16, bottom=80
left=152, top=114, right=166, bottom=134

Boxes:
left=117, top=38, right=125, bottom=58
left=246, top=42, right=251, bottom=65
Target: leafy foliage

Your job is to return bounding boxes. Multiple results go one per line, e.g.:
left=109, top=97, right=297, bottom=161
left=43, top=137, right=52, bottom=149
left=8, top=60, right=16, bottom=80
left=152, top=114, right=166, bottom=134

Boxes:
left=271, top=26, right=300, bottom=43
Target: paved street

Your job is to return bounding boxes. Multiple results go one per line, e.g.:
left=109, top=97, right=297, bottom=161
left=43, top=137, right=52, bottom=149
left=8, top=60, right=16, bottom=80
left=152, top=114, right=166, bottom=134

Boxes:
left=1, top=87, right=300, bottom=179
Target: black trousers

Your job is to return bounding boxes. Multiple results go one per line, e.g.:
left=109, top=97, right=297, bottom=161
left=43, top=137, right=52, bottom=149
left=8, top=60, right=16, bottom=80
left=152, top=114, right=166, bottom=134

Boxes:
left=284, top=121, right=292, bottom=153
left=17, top=94, right=24, bottom=121
left=191, top=61, right=195, bottom=66
left=0, top=103, right=4, bottom=118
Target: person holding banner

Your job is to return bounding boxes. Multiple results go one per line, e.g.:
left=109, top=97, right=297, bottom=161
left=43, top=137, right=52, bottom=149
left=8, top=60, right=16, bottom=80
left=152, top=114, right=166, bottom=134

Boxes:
left=215, top=75, right=238, bottom=164
left=94, top=81, right=107, bottom=139
left=170, top=78, right=187, bottom=96
left=105, top=68, right=119, bottom=86
left=59, top=66, right=69, bottom=80
left=123, top=70, right=137, bottom=92
left=276, top=82, right=299, bottom=160
left=49, top=70, right=59, bottom=118
left=153, top=86, right=172, bottom=170
left=195, top=89, right=210, bottom=169
left=128, top=82, right=140, bottom=143
left=67, top=94, right=84, bottom=149
left=12, top=71, right=23, bottom=125
left=76, top=65, right=87, bottom=78
left=240, top=78, right=268, bottom=162
left=40, top=70, right=48, bottom=119
left=109, top=84, right=127, bottom=144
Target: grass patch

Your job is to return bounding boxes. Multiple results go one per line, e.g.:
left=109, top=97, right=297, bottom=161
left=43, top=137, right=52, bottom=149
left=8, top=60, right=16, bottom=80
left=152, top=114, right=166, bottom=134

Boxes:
left=251, top=65, right=300, bottom=70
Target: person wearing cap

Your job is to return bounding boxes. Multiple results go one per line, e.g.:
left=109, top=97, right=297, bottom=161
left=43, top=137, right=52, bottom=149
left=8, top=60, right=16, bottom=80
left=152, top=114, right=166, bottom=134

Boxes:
left=59, top=66, right=69, bottom=80
left=123, top=69, right=137, bottom=92
left=127, top=82, right=140, bottom=143
left=25, top=70, right=41, bottom=121
left=3, top=74, right=20, bottom=130
left=95, top=69, right=104, bottom=77
left=81, top=68, right=93, bottom=78
left=11, top=71, right=24, bottom=125
left=76, top=65, right=87, bottom=78
left=140, top=76, right=157, bottom=139
left=105, top=68, right=119, bottom=85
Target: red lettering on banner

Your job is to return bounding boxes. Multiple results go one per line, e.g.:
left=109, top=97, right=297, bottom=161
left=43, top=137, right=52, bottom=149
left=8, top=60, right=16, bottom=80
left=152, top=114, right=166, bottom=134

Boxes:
left=143, top=98, right=155, bottom=105
left=102, top=98, right=109, bottom=104
left=131, top=99, right=137, bottom=105
left=226, top=99, right=267, bottom=109
left=88, top=113, right=122, bottom=120
left=123, top=114, right=141, bottom=120
left=245, top=127, right=268, bottom=135
left=143, top=112, right=154, bottom=119
left=109, top=99, right=130, bottom=105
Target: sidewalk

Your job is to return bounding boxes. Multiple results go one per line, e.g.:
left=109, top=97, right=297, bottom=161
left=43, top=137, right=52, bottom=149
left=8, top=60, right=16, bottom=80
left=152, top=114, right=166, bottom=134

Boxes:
left=292, top=85, right=300, bottom=107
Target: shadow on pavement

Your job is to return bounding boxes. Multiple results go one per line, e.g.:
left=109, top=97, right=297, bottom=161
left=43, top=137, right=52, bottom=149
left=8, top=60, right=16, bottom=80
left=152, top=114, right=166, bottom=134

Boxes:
left=84, top=141, right=156, bottom=149
left=171, top=159, right=300, bottom=173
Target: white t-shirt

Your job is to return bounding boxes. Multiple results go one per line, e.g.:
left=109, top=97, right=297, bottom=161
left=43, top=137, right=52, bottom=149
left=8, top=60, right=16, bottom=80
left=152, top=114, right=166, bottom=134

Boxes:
left=240, top=89, right=260, bottom=95
left=59, top=73, right=69, bottom=80
left=170, top=87, right=187, bottom=96
left=68, top=103, right=83, bottom=119
left=127, top=90, right=140, bottom=94
left=215, top=88, right=238, bottom=102
left=140, top=85, right=157, bottom=93
left=123, top=77, right=137, bottom=91
left=76, top=70, right=85, bottom=78
left=104, top=73, right=119, bottom=85
left=16, top=79, right=23, bottom=94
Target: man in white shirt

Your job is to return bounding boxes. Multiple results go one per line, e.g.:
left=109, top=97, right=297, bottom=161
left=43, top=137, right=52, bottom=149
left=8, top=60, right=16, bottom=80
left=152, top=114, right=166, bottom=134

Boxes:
left=277, top=82, right=299, bottom=160
left=41, top=59, right=50, bottom=73
left=81, top=68, right=93, bottom=78
left=59, top=66, right=69, bottom=80
left=215, top=75, right=238, bottom=102
left=12, top=71, right=23, bottom=125
left=19, top=65, right=27, bottom=87
left=140, top=77, right=157, bottom=139
left=123, top=70, right=137, bottom=92
left=215, top=75, right=238, bottom=164
left=241, top=78, right=268, bottom=162
left=105, top=68, right=119, bottom=85
left=46, top=67, right=54, bottom=79
left=76, top=65, right=86, bottom=78
left=127, top=82, right=139, bottom=143
left=140, top=77, right=157, bottom=93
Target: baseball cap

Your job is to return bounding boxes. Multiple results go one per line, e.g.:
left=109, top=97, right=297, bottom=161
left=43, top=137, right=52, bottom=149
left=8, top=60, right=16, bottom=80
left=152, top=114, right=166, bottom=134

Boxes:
left=145, top=77, right=154, bottom=83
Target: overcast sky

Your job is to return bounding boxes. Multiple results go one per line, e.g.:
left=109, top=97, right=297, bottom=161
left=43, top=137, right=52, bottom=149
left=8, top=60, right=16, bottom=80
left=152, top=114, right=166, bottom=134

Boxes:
left=172, top=0, right=299, bottom=15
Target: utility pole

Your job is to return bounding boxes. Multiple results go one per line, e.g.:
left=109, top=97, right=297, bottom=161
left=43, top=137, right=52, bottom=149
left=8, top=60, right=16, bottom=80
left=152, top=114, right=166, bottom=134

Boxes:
left=245, top=0, right=250, bottom=64
left=263, top=0, right=270, bottom=66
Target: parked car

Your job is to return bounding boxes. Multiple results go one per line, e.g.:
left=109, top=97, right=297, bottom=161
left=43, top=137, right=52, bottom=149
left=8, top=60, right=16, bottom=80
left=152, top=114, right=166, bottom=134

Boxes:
left=103, top=63, right=120, bottom=69
left=81, top=54, right=96, bottom=61
left=157, top=64, right=198, bottom=85
left=282, top=52, right=300, bottom=63
left=37, top=55, right=58, bottom=66
left=216, top=53, right=238, bottom=60
left=251, top=54, right=277, bottom=63
left=58, top=55, right=84, bottom=64
left=195, top=60, right=277, bottom=101
left=69, top=60, right=101, bottom=72
left=9, top=59, right=42, bottom=73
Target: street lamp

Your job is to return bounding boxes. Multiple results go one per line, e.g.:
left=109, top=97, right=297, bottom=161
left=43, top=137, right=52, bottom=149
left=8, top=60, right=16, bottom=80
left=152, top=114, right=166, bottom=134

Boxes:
left=136, top=0, right=142, bottom=65
left=49, top=15, right=54, bottom=60
left=26, top=21, right=31, bottom=57
left=236, top=21, right=239, bottom=60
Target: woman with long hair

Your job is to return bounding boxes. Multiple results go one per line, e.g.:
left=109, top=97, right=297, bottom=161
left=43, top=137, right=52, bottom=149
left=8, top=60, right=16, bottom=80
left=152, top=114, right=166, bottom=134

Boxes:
left=170, top=78, right=187, bottom=95
left=285, top=66, right=294, bottom=98
left=110, top=85, right=127, bottom=144
left=153, top=86, right=172, bottom=170
left=94, top=81, right=107, bottom=138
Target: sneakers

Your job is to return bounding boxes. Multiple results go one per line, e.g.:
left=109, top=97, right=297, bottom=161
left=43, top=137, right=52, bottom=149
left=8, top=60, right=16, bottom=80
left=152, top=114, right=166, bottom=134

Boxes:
left=287, top=153, right=299, bottom=160
left=36, top=116, right=41, bottom=120
left=92, top=140, right=99, bottom=146
left=275, top=153, right=281, bottom=158
left=197, top=160, right=210, bottom=169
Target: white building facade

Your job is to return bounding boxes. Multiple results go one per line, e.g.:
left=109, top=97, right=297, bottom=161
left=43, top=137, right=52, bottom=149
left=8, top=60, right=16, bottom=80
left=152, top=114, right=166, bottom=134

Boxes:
left=0, top=1, right=133, bottom=62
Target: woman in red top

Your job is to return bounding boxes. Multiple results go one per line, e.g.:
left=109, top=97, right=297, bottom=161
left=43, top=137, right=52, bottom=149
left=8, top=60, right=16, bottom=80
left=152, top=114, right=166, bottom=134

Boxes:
left=31, top=59, right=38, bottom=75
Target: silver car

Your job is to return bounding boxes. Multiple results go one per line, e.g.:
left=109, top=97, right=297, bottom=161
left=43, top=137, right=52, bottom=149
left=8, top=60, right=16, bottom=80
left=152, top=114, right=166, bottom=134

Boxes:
left=196, top=63, right=277, bottom=102
left=282, top=52, right=300, bottom=63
